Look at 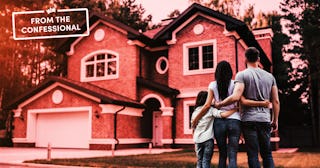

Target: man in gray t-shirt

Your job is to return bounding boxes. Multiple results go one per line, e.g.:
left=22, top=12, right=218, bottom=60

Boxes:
left=216, top=47, right=280, bottom=168
left=236, top=66, right=277, bottom=122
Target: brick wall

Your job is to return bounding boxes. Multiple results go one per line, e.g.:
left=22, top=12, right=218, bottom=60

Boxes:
left=168, top=18, right=237, bottom=90
left=253, top=28, right=273, bottom=63
left=67, top=23, right=139, bottom=100
left=169, top=17, right=239, bottom=141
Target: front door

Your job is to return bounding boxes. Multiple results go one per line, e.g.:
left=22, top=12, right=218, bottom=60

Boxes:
left=152, top=111, right=162, bottom=147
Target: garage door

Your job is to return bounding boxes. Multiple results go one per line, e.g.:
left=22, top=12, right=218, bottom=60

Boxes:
left=36, top=112, right=90, bottom=149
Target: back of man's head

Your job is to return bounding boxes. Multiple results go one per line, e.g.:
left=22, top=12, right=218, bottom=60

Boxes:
left=245, top=47, right=260, bottom=63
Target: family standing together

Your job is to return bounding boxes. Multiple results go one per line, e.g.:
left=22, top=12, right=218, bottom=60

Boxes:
left=191, top=47, right=280, bottom=168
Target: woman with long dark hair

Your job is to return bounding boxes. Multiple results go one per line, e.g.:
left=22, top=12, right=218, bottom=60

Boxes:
left=213, top=61, right=241, bottom=168
left=192, top=61, right=269, bottom=168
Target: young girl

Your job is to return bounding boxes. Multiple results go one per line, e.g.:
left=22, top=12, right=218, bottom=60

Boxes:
left=191, top=91, right=237, bottom=168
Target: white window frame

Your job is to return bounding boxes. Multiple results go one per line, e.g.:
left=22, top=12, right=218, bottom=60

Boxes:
left=183, top=39, right=217, bottom=75
left=183, top=100, right=195, bottom=135
left=155, top=56, right=169, bottom=74
left=81, top=50, right=119, bottom=82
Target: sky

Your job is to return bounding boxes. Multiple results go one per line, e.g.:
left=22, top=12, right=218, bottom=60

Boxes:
left=135, top=0, right=282, bottom=23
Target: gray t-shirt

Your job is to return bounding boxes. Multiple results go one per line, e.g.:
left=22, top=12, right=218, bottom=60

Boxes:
left=235, top=67, right=277, bottom=122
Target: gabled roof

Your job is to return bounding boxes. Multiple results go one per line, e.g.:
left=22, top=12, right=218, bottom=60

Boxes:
left=152, top=3, right=245, bottom=40
left=147, top=3, right=271, bottom=70
left=57, top=3, right=271, bottom=69
left=56, top=12, right=154, bottom=52
left=143, top=26, right=165, bottom=39
left=6, top=76, right=145, bottom=109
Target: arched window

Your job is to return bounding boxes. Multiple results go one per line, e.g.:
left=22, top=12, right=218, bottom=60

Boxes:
left=81, top=50, right=119, bottom=82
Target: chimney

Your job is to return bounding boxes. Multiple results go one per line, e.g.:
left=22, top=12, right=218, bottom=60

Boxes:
left=252, top=27, right=273, bottom=62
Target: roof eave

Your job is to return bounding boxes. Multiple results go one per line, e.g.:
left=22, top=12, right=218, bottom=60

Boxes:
left=137, top=77, right=180, bottom=96
left=5, top=76, right=145, bottom=110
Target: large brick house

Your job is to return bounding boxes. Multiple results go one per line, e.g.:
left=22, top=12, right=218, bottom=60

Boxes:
left=8, top=3, right=274, bottom=149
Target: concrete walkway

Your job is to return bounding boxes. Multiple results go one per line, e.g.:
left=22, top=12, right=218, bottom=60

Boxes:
left=0, top=147, right=182, bottom=167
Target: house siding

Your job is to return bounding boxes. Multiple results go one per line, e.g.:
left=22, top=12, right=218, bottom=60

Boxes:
left=117, top=115, right=142, bottom=138
left=168, top=17, right=236, bottom=90
left=168, top=17, right=242, bottom=142
left=12, top=86, right=98, bottom=139
left=12, top=118, right=26, bottom=139
left=92, top=114, right=115, bottom=139
left=68, top=23, right=139, bottom=100
left=237, top=42, right=247, bottom=72
left=175, top=98, right=194, bottom=139
left=138, top=88, right=173, bottom=107
left=141, top=50, right=169, bottom=85
left=11, top=4, right=274, bottom=149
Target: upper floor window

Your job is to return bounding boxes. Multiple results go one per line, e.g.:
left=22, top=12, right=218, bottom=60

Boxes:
left=81, top=50, right=119, bottom=82
left=156, top=56, right=169, bottom=74
left=183, top=39, right=217, bottom=75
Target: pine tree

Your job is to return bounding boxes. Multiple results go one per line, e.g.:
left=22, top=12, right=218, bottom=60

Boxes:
left=105, top=0, right=152, bottom=32
left=281, top=0, right=320, bottom=145
left=300, top=0, right=320, bottom=145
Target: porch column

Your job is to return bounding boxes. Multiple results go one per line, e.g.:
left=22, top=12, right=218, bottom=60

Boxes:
left=160, top=107, right=174, bottom=146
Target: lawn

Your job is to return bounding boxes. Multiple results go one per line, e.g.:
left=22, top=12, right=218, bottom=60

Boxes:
left=25, top=148, right=320, bottom=168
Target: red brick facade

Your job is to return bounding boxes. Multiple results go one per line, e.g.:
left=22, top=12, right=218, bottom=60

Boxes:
left=11, top=4, right=273, bottom=149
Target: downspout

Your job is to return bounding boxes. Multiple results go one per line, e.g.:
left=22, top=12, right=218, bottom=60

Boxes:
left=234, top=37, right=240, bottom=73
left=139, top=47, right=142, bottom=77
left=114, top=106, right=126, bottom=148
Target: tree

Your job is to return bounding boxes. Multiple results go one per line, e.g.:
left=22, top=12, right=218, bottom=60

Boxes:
left=300, top=0, right=320, bottom=145
left=0, top=0, right=59, bottom=145
left=189, top=0, right=241, bottom=18
left=56, top=0, right=152, bottom=32
left=55, top=0, right=107, bottom=13
left=168, top=9, right=181, bottom=19
left=281, top=0, right=320, bottom=145
left=242, top=4, right=255, bottom=27
left=104, top=0, right=152, bottom=32
left=0, top=1, right=55, bottom=104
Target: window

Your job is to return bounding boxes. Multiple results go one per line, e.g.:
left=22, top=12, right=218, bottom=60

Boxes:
left=183, top=39, right=217, bottom=75
left=81, top=50, right=119, bottom=82
left=183, top=100, right=195, bottom=134
left=156, top=56, right=169, bottom=74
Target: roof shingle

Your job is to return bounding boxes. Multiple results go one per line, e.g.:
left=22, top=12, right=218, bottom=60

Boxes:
left=6, top=76, right=145, bottom=109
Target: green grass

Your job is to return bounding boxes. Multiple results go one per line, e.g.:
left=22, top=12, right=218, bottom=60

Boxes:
left=25, top=150, right=199, bottom=168
left=25, top=148, right=320, bottom=168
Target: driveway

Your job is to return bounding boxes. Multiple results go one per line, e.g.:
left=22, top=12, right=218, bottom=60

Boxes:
left=0, top=147, right=182, bottom=167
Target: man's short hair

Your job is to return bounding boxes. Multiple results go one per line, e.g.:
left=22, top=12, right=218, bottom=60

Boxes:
left=245, top=47, right=260, bottom=62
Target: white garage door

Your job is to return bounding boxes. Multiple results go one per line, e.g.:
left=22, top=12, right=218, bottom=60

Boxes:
left=36, top=112, right=90, bottom=149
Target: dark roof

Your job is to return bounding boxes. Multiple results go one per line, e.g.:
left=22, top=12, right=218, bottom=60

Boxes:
left=57, top=3, right=271, bottom=69
left=56, top=12, right=153, bottom=52
left=137, top=77, right=180, bottom=96
left=153, top=3, right=244, bottom=39
left=143, top=26, right=165, bottom=39
left=6, top=76, right=145, bottom=109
